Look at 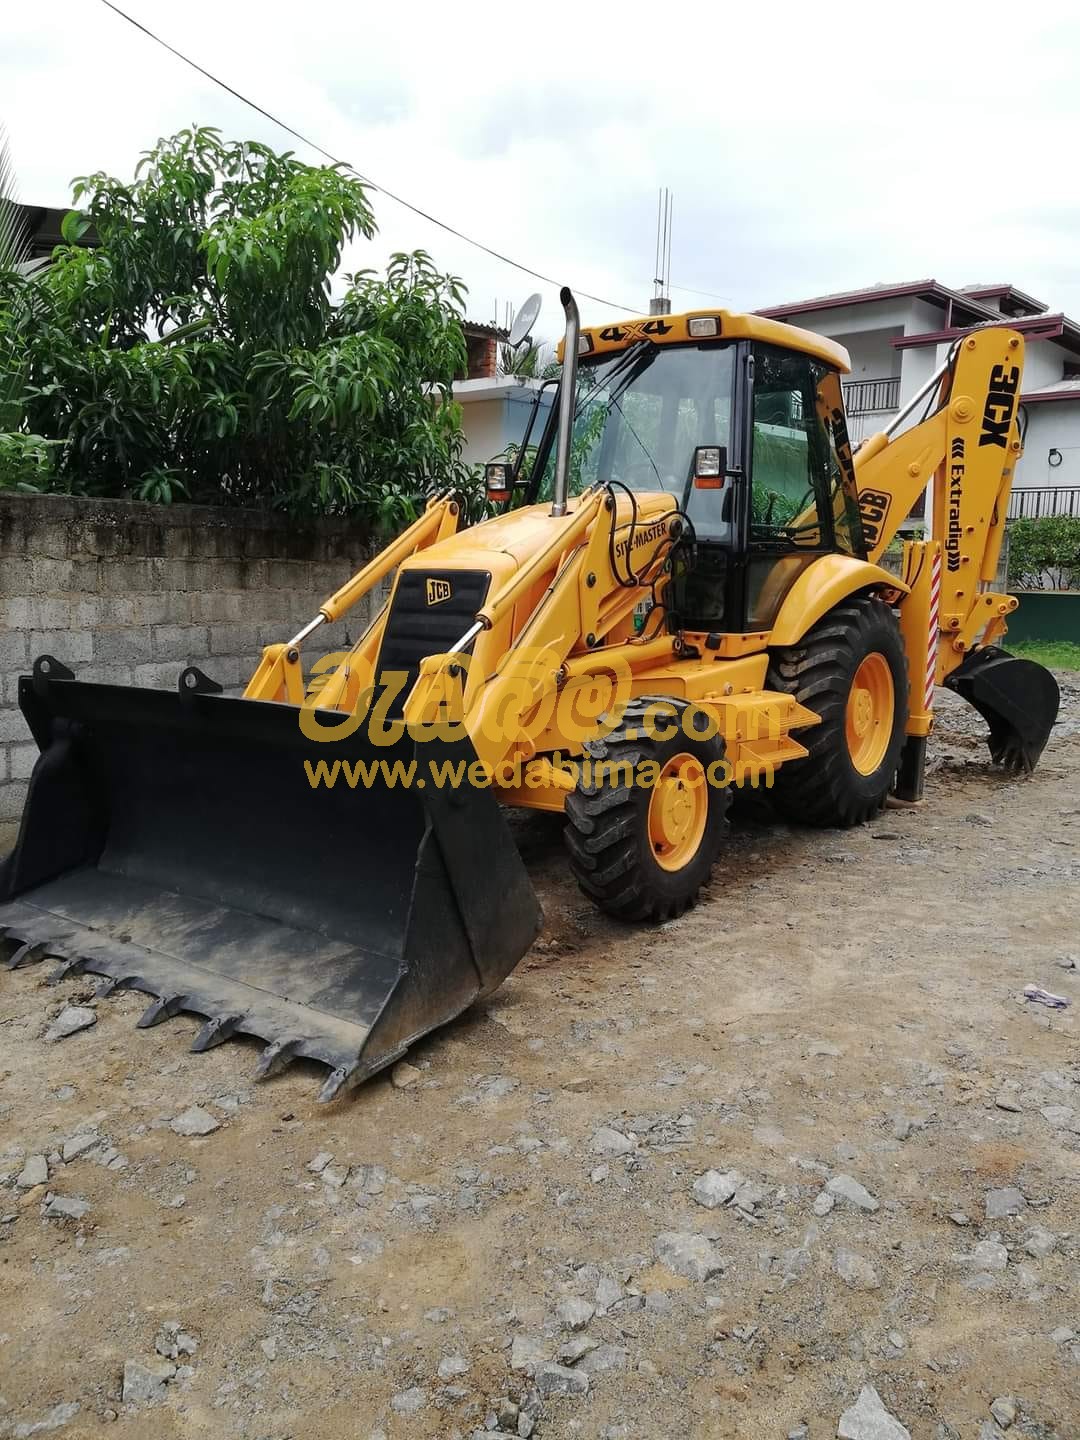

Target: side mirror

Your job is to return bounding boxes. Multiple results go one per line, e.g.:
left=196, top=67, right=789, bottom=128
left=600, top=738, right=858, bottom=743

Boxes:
left=692, top=444, right=728, bottom=490
left=485, top=462, right=512, bottom=504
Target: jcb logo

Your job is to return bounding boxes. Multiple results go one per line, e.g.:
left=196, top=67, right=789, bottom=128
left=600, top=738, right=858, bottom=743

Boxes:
left=978, top=364, right=1020, bottom=448
left=426, top=578, right=452, bottom=606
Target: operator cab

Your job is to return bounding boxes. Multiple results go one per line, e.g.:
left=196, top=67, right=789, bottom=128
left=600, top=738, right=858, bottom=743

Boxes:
left=506, top=312, right=866, bottom=637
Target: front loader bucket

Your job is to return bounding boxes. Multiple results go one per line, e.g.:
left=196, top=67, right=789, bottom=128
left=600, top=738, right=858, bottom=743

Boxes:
left=0, top=659, right=542, bottom=1100
left=944, top=645, right=1060, bottom=774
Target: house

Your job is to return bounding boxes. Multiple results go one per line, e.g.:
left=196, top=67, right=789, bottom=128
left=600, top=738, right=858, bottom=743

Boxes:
left=758, top=280, right=1080, bottom=520
left=11, top=203, right=98, bottom=261
left=455, top=321, right=556, bottom=468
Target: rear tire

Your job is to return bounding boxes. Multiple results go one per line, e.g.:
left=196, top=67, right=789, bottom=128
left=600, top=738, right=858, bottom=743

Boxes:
left=564, top=697, right=730, bottom=922
left=766, top=596, right=908, bottom=827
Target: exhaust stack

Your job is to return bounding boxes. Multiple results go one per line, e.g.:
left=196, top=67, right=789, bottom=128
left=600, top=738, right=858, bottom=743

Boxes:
left=551, top=287, right=580, bottom=518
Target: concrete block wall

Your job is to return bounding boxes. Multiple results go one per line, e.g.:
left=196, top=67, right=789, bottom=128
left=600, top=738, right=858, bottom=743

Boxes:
left=0, top=494, right=376, bottom=847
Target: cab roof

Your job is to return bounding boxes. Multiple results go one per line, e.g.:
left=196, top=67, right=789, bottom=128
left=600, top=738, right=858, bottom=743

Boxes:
left=559, top=309, right=851, bottom=373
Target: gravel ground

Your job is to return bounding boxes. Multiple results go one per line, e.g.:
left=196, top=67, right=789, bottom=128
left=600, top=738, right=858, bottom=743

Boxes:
left=1, top=676, right=1079, bottom=1440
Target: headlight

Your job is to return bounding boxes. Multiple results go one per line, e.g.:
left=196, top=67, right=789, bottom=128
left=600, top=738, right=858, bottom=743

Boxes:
left=688, top=316, right=720, bottom=338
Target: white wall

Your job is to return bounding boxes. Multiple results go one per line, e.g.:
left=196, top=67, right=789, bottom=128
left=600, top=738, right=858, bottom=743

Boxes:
left=831, top=328, right=900, bottom=379
left=1022, top=340, right=1067, bottom=391
left=458, top=399, right=507, bottom=467
left=1016, top=402, right=1080, bottom=489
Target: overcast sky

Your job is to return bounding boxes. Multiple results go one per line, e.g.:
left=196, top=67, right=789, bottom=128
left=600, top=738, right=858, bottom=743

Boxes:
left=5, top=0, right=1079, bottom=341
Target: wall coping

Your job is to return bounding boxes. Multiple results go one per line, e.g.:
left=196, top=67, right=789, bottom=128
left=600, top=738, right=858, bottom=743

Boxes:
left=0, top=491, right=371, bottom=539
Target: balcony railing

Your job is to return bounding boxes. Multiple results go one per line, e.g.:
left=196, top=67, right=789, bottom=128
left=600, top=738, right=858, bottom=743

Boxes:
left=842, top=376, right=900, bottom=416
left=1007, top=485, right=1080, bottom=520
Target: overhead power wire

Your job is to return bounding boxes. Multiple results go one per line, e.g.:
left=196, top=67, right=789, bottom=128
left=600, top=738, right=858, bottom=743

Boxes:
left=98, top=0, right=638, bottom=313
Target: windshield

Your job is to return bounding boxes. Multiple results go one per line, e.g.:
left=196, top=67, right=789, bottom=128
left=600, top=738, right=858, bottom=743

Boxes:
left=535, top=342, right=736, bottom=537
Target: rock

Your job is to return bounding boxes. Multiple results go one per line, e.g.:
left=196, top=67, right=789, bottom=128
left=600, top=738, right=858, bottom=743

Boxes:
left=518, top=1413, right=536, bottom=1439
left=826, top=1175, right=879, bottom=1212
left=948, top=1211, right=970, bottom=1227
left=61, top=1133, right=99, bottom=1162
left=391, top=1061, right=421, bottom=1089
left=556, top=1297, right=595, bottom=1330
left=16, top=1155, right=48, bottom=1188
left=807, top=1041, right=842, bottom=1057
left=578, top=1344, right=628, bottom=1375
left=590, top=1164, right=609, bottom=1183
left=169, top=1106, right=220, bottom=1137
left=424, top=1307, right=453, bottom=1323
left=10, top=1402, right=80, bottom=1436
left=306, top=1151, right=333, bottom=1173
left=978, top=1426, right=1006, bottom=1440
left=654, top=1230, right=723, bottom=1281
left=890, top=1115, right=914, bottom=1141
left=390, top=1387, right=427, bottom=1414
left=45, top=1006, right=97, bottom=1042
left=734, top=1179, right=768, bottom=1212
left=836, top=1385, right=911, bottom=1440
left=814, top=1191, right=836, bottom=1217
left=155, top=1324, right=197, bottom=1360
left=1024, top=1226, right=1057, bottom=1258
left=1050, top=1325, right=1075, bottom=1344
left=994, top=1093, right=1023, bottom=1113
left=1055, top=954, right=1078, bottom=970
left=495, top=1398, right=520, bottom=1429
left=437, top=1354, right=470, bottom=1380
left=535, top=1362, right=589, bottom=1397
left=43, top=1195, right=90, bottom=1221
left=789, top=1428, right=809, bottom=1440
left=970, top=1240, right=1008, bottom=1273
left=558, top=1336, right=599, bottom=1365
left=989, top=1397, right=1017, bottom=1429
left=834, top=1249, right=880, bottom=1290
left=122, top=1359, right=175, bottom=1404
left=985, top=1187, right=1026, bottom=1219
left=595, top=1275, right=622, bottom=1312
left=966, top=811, right=993, bottom=827
left=1041, top=1105, right=1080, bottom=1134
left=510, top=1335, right=550, bottom=1374
left=260, top=1337, right=278, bottom=1360
left=693, top=1169, right=739, bottom=1208
left=590, top=1126, right=634, bottom=1157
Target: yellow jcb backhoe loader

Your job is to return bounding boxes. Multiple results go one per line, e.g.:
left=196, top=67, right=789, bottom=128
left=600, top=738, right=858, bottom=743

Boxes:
left=0, top=290, right=1059, bottom=1099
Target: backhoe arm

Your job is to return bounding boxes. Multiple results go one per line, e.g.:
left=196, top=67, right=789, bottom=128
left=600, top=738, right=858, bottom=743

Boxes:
left=854, top=327, right=1058, bottom=779
left=853, top=328, right=1024, bottom=678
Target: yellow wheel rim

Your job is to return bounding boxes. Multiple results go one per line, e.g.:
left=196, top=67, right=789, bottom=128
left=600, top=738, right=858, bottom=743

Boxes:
left=647, top=753, right=708, bottom=872
left=845, top=653, right=895, bottom=775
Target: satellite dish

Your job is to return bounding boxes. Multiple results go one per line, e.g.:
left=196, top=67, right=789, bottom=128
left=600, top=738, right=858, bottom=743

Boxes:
left=508, top=292, right=542, bottom=349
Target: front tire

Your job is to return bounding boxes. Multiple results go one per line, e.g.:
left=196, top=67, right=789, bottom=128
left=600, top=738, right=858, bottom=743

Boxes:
left=767, top=596, right=908, bottom=827
left=564, top=697, right=731, bottom=922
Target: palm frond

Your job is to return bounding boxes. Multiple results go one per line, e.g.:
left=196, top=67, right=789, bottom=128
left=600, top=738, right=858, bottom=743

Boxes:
left=0, top=124, right=33, bottom=274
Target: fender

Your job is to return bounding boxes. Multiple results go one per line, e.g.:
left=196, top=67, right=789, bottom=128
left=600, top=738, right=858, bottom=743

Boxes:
left=769, top=554, right=907, bottom=647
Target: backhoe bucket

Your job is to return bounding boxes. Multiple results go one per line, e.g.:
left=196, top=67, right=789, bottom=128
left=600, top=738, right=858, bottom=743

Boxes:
left=944, top=645, right=1060, bottom=774
left=0, top=659, right=542, bottom=1100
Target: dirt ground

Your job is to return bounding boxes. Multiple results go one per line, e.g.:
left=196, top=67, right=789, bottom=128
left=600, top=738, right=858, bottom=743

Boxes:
left=2, top=679, right=1079, bottom=1440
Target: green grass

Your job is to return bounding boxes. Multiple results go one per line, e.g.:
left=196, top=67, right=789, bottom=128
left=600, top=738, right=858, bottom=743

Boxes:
left=1006, top=639, right=1080, bottom=671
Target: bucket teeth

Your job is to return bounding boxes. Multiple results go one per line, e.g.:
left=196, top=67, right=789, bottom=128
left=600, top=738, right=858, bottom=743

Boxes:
left=137, top=994, right=187, bottom=1029
left=253, top=1037, right=302, bottom=1081
left=318, top=1063, right=360, bottom=1104
left=96, top=974, right=137, bottom=998
left=6, top=940, right=47, bottom=971
left=48, top=956, right=91, bottom=985
left=190, top=1014, right=244, bottom=1053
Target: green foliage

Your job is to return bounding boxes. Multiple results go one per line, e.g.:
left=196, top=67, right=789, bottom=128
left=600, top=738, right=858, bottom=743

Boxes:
left=1007, top=515, right=1080, bottom=591
left=0, top=127, right=474, bottom=521
left=500, top=339, right=559, bottom=380
left=1007, top=639, right=1080, bottom=671
left=0, top=432, right=59, bottom=491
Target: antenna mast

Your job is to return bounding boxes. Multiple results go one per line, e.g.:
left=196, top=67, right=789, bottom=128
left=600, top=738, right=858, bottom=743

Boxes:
left=650, top=187, right=673, bottom=316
